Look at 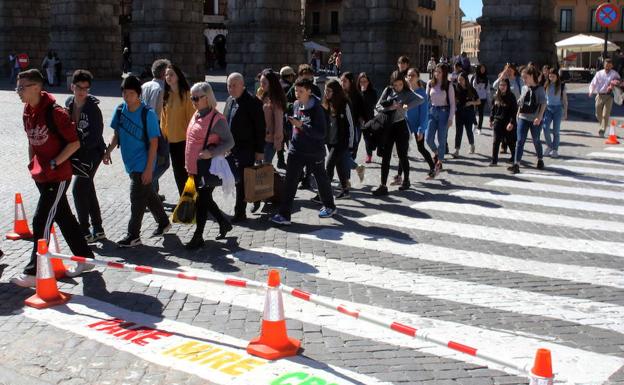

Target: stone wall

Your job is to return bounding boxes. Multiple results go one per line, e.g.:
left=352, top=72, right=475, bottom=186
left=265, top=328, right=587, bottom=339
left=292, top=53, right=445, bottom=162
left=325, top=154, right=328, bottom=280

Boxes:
left=340, top=0, right=421, bottom=87
left=0, top=0, right=50, bottom=79
left=226, top=0, right=304, bottom=80
left=131, top=0, right=206, bottom=81
left=478, top=0, right=557, bottom=74
left=49, top=0, right=121, bottom=79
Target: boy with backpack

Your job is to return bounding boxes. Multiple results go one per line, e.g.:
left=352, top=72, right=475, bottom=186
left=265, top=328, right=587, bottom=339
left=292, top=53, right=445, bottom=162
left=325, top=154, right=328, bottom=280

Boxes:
left=11, top=69, right=94, bottom=287
left=102, top=76, right=170, bottom=247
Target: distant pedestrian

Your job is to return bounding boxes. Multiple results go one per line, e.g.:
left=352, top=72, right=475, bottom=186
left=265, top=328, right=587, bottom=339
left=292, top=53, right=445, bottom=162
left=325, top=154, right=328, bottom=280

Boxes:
left=340, top=72, right=367, bottom=183
left=452, top=72, right=480, bottom=158
left=397, top=56, right=410, bottom=77
left=450, top=62, right=463, bottom=85
left=41, top=51, right=56, bottom=87
left=405, top=68, right=435, bottom=179
left=489, top=78, right=517, bottom=166
left=471, top=64, right=489, bottom=134
left=357, top=72, right=379, bottom=164
left=122, top=47, right=131, bottom=74
left=11, top=69, right=94, bottom=287
left=508, top=66, right=546, bottom=174
left=257, top=69, right=286, bottom=164
left=8, top=52, right=20, bottom=84
left=426, top=63, right=456, bottom=176
left=427, top=56, right=437, bottom=78
left=542, top=68, right=568, bottom=158
left=65, top=70, right=107, bottom=244
left=53, top=52, right=62, bottom=87
left=459, top=52, right=471, bottom=73
left=103, top=75, right=171, bottom=247
left=589, top=58, right=621, bottom=137
left=493, top=63, right=523, bottom=154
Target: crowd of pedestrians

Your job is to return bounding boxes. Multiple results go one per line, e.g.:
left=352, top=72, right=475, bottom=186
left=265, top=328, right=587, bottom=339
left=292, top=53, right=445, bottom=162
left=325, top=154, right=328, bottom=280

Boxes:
left=11, top=50, right=619, bottom=288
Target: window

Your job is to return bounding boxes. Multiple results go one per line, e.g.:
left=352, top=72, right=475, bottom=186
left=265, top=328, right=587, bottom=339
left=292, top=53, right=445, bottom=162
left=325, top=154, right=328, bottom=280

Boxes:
left=330, top=11, right=339, bottom=34
left=590, top=8, right=603, bottom=32
left=560, top=9, right=572, bottom=32
left=203, top=0, right=218, bottom=15
left=312, top=12, right=320, bottom=35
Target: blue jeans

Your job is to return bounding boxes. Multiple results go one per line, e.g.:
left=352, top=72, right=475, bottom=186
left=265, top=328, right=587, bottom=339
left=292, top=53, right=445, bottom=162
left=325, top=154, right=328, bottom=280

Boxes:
left=426, top=106, right=450, bottom=161
left=542, top=105, right=562, bottom=151
left=264, top=142, right=277, bottom=164
left=515, top=118, right=543, bottom=164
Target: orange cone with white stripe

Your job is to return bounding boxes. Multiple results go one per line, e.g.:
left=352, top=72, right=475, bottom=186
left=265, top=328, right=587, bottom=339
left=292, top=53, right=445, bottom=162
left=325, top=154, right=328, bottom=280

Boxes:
left=247, top=270, right=301, bottom=360
left=6, top=193, right=33, bottom=240
left=25, top=239, right=71, bottom=309
left=529, top=348, right=554, bottom=385
left=605, top=120, right=620, bottom=145
left=49, top=225, right=67, bottom=279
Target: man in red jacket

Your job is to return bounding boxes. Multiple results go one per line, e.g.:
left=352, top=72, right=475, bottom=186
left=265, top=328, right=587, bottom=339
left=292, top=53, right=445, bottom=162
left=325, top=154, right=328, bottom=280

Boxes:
left=11, top=69, right=94, bottom=287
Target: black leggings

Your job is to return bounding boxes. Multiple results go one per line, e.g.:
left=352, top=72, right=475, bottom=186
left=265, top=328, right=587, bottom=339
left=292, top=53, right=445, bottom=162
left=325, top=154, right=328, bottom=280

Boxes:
left=72, top=155, right=103, bottom=235
left=381, top=120, right=410, bottom=185
left=195, top=186, right=228, bottom=235
left=398, top=132, right=435, bottom=176
left=491, top=121, right=516, bottom=163
left=477, top=99, right=486, bottom=131
left=325, top=145, right=349, bottom=189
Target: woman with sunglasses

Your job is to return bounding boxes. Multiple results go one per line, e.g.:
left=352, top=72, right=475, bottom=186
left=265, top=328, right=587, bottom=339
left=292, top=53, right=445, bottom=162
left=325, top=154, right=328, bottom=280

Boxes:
left=184, top=82, right=234, bottom=250
left=257, top=69, right=287, bottom=164
left=161, top=64, right=196, bottom=196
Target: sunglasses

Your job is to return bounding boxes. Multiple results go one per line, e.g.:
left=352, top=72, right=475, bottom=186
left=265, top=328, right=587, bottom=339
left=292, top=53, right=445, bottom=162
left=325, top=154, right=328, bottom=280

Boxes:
left=191, top=95, right=206, bottom=102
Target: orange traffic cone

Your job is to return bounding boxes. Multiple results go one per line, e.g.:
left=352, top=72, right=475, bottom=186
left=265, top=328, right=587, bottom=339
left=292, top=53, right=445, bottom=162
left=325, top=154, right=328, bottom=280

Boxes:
left=25, top=239, right=71, bottom=309
left=247, top=270, right=301, bottom=360
left=529, top=348, right=554, bottom=385
left=49, top=225, right=67, bottom=279
left=6, top=193, right=33, bottom=240
left=605, top=120, right=620, bottom=145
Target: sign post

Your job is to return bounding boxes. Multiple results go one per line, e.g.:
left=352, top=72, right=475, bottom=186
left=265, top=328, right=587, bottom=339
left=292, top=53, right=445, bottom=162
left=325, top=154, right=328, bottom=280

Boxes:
left=596, top=2, right=621, bottom=66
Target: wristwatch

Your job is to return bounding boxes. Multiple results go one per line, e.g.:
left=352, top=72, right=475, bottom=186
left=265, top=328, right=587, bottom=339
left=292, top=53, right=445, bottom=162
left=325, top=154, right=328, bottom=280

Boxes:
left=50, top=159, right=57, bottom=170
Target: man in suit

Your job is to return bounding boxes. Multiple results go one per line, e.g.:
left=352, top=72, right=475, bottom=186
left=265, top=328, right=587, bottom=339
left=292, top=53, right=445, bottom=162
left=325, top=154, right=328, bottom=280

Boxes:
left=224, top=73, right=265, bottom=222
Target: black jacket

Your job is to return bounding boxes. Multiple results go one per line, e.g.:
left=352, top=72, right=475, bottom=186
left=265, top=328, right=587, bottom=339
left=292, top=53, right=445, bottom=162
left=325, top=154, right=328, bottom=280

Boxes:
left=490, top=92, right=518, bottom=128
left=324, top=102, right=355, bottom=149
left=360, top=88, right=378, bottom=122
left=65, top=95, right=106, bottom=158
left=224, top=90, right=265, bottom=155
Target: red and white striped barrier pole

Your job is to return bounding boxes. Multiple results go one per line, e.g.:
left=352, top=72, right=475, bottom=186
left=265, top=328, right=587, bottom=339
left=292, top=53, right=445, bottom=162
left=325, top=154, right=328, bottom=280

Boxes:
left=56, top=253, right=554, bottom=382
left=48, top=252, right=264, bottom=290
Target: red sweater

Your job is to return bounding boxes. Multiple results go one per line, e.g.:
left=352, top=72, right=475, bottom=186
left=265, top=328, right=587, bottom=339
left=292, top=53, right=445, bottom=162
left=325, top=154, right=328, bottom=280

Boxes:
left=24, top=92, right=77, bottom=182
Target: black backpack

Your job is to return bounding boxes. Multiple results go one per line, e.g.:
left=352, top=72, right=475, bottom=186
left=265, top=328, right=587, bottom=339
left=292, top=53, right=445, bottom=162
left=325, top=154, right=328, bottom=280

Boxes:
left=113, top=105, right=169, bottom=167
left=519, top=87, right=539, bottom=114
left=44, top=103, right=92, bottom=177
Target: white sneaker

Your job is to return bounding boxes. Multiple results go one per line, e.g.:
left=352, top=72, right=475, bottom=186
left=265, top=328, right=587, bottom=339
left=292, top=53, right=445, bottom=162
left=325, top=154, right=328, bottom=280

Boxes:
left=65, top=262, right=96, bottom=278
left=355, top=164, right=365, bottom=183
left=469, top=144, right=475, bottom=154
left=544, top=147, right=552, bottom=157
left=551, top=150, right=559, bottom=158
left=10, top=274, right=36, bottom=288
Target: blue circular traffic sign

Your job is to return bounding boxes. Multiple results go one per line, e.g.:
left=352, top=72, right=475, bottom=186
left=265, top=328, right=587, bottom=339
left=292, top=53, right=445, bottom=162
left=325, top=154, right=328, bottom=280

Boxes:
left=596, top=3, right=620, bottom=29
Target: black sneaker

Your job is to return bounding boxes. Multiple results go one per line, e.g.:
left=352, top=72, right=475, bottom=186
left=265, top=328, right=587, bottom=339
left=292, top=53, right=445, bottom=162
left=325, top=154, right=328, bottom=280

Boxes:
left=151, top=222, right=171, bottom=237
left=251, top=202, right=262, bottom=213
left=158, top=194, right=166, bottom=202
left=489, top=162, right=498, bottom=167
left=536, top=159, right=545, bottom=170
left=117, top=235, right=142, bottom=248
left=185, top=234, right=205, bottom=250
left=336, top=189, right=350, bottom=199
left=311, top=194, right=322, bottom=204
left=507, top=164, right=520, bottom=174
left=231, top=212, right=247, bottom=223
left=372, top=185, right=388, bottom=196
left=426, top=170, right=435, bottom=180
left=599, top=129, right=605, bottom=138
left=398, top=181, right=411, bottom=191
left=217, top=222, right=233, bottom=240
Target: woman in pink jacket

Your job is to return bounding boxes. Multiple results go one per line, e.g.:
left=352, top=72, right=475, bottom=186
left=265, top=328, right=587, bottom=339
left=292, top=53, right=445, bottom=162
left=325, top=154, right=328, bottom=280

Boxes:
left=257, top=69, right=287, bottom=164
left=185, top=82, right=235, bottom=250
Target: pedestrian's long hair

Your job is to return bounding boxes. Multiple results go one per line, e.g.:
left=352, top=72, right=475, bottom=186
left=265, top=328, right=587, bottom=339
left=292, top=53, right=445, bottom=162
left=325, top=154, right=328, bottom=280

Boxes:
left=258, top=69, right=287, bottom=111
left=356, top=72, right=374, bottom=92
left=340, top=72, right=358, bottom=101
left=429, top=63, right=450, bottom=92
left=494, top=78, right=511, bottom=106
left=163, top=64, right=190, bottom=106
left=322, top=79, right=348, bottom=115
left=544, top=68, right=562, bottom=95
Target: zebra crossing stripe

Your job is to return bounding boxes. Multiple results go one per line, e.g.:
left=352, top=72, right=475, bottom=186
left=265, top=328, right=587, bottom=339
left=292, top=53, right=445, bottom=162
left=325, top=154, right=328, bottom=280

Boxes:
left=604, top=147, right=624, bottom=152
left=588, top=151, right=624, bottom=159
left=303, top=229, right=624, bottom=288
left=548, top=165, right=624, bottom=177
left=521, top=173, right=624, bottom=187
left=362, top=213, right=624, bottom=258
left=451, top=190, right=624, bottom=216
left=485, top=179, right=624, bottom=201
left=565, top=159, right=624, bottom=168
left=133, top=264, right=624, bottom=385
left=409, top=201, right=624, bottom=234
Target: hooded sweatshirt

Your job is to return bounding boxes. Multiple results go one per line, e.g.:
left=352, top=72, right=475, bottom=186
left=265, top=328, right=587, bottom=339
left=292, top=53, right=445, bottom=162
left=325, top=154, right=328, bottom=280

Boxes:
left=289, top=95, right=327, bottom=159
left=65, top=95, right=106, bottom=159
left=24, top=92, right=78, bottom=183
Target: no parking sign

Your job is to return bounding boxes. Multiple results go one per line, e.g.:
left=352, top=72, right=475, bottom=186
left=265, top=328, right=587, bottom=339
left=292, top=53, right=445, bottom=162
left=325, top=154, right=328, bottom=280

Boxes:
left=596, top=3, right=621, bottom=29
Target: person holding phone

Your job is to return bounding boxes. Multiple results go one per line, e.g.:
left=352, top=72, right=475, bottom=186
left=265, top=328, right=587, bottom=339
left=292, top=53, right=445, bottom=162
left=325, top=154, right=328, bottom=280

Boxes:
left=271, top=78, right=337, bottom=225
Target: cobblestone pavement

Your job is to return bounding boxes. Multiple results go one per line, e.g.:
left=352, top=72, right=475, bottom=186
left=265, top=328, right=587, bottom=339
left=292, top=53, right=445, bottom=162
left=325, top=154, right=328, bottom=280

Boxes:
left=1, top=78, right=624, bottom=385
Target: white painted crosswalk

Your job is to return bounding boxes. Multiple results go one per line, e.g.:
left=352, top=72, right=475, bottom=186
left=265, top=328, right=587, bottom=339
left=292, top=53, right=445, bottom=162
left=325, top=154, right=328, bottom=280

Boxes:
left=604, top=147, right=624, bottom=152
left=565, top=159, right=624, bottom=168
left=521, top=172, right=624, bottom=187
left=588, top=151, right=624, bottom=159
left=547, top=164, right=624, bottom=177
left=451, top=190, right=624, bottom=216
left=134, top=270, right=624, bottom=385
left=362, top=213, right=624, bottom=258
left=486, top=179, right=624, bottom=201
left=302, top=229, right=624, bottom=288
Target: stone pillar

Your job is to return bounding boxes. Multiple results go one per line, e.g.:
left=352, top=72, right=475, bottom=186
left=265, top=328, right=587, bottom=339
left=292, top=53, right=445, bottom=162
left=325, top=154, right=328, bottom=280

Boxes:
left=226, top=0, right=304, bottom=80
left=0, top=0, right=49, bottom=78
left=48, top=0, right=121, bottom=79
left=478, top=0, right=557, bottom=74
left=340, top=0, right=420, bottom=87
left=131, top=0, right=205, bottom=80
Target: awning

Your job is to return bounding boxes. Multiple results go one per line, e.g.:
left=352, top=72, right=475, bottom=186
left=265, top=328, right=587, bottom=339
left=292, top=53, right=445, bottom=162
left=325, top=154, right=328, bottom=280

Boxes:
left=303, top=41, right=330, bottom=52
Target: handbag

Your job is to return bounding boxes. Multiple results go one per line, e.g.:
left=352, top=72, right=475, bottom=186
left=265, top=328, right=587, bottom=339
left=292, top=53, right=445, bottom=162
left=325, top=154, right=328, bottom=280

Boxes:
left=172, top=176, right=197, bottom=224
left=196, top=112, right=239, bottom=189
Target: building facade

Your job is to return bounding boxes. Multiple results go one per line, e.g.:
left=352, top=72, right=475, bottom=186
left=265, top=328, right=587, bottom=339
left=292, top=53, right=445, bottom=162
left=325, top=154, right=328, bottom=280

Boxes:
left=433, top=0, right=463, bottom=60
left=461, top=21, right=481, bottom=61
left=554, top=0, right=624, bottom=68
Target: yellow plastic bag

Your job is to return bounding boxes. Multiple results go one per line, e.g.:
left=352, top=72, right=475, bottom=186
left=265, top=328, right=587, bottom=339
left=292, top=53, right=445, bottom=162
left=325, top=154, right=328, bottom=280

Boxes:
left=172, top=176, right=197, bottom=224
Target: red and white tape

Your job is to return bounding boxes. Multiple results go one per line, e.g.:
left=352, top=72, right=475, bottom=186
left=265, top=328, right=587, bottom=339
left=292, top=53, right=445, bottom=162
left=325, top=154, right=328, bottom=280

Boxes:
left=51, top=251, right=540, bottom=378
